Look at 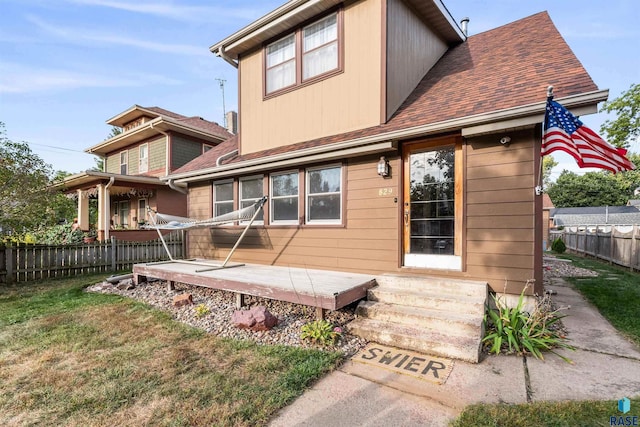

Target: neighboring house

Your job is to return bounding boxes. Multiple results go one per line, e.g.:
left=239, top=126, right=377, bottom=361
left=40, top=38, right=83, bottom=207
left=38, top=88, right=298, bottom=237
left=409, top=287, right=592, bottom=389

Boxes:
left=52, top=106, right=233, bottom=241
left=164, top=0, right=605, bottom=297
left=552, top=205, right=640, bottom=227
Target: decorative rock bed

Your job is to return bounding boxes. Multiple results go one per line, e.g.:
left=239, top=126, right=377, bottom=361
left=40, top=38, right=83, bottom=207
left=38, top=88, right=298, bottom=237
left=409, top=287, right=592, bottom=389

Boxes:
left=86, top=255, right=596, bottom=357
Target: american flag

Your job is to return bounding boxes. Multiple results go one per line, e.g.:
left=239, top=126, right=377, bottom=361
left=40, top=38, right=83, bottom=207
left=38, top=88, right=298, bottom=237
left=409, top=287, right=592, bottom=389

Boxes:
left=542, top=99, right=636, bottom=173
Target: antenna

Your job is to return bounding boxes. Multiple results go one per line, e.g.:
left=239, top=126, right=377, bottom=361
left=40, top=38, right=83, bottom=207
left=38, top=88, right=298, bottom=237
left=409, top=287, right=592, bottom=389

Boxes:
left=215, top=78, right=227, bottom=128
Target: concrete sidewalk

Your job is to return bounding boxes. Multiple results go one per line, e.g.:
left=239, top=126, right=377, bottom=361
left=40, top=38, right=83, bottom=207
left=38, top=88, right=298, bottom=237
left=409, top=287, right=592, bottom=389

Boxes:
left=268, top=278, right=640, bottom=426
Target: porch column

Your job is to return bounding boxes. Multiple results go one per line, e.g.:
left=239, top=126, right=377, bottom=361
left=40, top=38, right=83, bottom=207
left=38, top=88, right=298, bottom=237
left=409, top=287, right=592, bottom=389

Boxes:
left=77, top=189, right=90, bottom=231
left=97, top=183, right=111, bottom=241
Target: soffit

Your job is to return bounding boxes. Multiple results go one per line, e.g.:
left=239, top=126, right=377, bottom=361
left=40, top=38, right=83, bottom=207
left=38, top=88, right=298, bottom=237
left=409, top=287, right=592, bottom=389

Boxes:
left=85, top=119, right=225, bottom=156
left=212, top=0, right=463, bottom=59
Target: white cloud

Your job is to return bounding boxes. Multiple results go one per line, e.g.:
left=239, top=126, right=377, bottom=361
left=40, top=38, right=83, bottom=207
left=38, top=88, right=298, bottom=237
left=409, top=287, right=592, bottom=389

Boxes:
left=0, top=63, right=181, bottom=94
left=63, top=0, right=264, bottom=23
left=26, top=15, right=206, bottom=56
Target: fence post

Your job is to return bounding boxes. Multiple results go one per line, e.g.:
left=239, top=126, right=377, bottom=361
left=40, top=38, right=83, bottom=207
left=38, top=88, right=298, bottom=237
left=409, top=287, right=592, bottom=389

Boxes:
left=181, top=230, right=186, bottom=259
left=631, top=224, right=638, bottom=272
left=6, top=244, right=13, bottom=284
left=111, top=236, right=117, bottom=272
left=608, top=226, right=614, bottom=265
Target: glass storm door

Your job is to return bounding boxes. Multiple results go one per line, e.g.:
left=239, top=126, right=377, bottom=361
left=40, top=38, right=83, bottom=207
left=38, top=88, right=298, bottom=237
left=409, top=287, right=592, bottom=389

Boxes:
left=403, top=140, right=461, bottom=270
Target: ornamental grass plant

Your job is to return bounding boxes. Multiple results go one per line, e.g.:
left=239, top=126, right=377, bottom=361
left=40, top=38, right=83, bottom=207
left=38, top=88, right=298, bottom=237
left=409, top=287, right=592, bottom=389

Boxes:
left=483, top=282, right=574, bottom=363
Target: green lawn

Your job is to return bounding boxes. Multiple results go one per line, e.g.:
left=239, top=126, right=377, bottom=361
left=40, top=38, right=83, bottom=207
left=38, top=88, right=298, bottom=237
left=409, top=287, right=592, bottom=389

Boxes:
left=452, top=254, right=640, bottom=427
left=0, top=274, right=341, bottom=426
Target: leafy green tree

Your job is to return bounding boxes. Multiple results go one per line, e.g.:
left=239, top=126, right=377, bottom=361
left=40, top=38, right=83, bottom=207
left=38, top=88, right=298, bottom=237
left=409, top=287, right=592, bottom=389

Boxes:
left=547, top=170, right=628, bottom=207
left=0, top=123, right=60, bottom=235
left=91, top=156, right=104, bottom=172
left=600, top=83, right=639, bottom=149
left=50, top=170, right=77, bottom=224
left=542, top=155, right=558, bottom=188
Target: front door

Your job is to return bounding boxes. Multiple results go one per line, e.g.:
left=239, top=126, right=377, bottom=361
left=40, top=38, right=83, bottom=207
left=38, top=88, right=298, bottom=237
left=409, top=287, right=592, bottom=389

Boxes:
left=403, top=137, right=462, bottom=270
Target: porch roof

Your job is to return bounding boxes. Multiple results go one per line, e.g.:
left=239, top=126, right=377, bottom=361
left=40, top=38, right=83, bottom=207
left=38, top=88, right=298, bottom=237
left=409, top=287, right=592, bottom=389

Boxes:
left=49, top=171, right=180, bottom=193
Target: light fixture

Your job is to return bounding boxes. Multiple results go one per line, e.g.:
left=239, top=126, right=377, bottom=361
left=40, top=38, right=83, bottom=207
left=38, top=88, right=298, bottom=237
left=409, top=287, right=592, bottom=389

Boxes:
left=377, top=156, right=390, bottom=177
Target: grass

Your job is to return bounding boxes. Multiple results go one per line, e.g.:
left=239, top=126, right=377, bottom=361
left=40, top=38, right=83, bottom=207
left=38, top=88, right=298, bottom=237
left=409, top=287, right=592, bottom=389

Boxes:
left=559, top=253, right=640, bottom=346
left=0, top=274, right=341, bottom=426
left=451, top=398, right=640, bottom=427
left=452, top=254, right=640, bottom=427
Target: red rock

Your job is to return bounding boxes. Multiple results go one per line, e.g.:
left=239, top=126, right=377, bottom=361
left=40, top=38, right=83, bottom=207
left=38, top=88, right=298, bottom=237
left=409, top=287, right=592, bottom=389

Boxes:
left=232, top=306, right=278, bottom=331
left=172, top=293, right=193, bottom=307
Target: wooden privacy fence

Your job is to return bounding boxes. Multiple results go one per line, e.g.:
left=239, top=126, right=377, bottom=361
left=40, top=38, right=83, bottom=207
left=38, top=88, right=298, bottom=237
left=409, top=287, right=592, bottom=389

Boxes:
left=551, top=225, right=640, bottom=271
left=0, top=231, right=184, bottom=283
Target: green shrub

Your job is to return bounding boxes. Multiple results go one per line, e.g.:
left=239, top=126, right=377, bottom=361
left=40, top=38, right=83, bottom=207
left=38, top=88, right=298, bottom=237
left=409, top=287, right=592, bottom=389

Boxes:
left=194, top=304, right=210, bottom=318
left=551, top=238, right=566, bottom=254
left=483, top=284, right=574, bottom=363
left=300, top=320, right=342, bottom=346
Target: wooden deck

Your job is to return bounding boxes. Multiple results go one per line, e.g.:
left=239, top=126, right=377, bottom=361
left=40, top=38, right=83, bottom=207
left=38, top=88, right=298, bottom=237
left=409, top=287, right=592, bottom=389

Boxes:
left=133, top=260, right=377, bottom=312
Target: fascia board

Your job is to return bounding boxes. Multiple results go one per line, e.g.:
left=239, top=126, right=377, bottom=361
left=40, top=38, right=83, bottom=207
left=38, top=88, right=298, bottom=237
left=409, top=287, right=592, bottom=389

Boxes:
left=169, top=141, right=395, bottom=183
left=167, top=89, right=608, bottom=182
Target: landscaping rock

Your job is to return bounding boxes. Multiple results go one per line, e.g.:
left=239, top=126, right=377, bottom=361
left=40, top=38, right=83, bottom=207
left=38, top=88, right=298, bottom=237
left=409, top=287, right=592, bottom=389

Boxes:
left=232, top=306, right=278, bottom=331
left=173, top=293, right=193, bottom=307
left=116, top=279, right=135, bottom=291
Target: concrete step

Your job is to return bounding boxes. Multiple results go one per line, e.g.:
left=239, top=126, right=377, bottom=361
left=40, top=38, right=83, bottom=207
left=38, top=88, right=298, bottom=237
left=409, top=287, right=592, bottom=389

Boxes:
left=367, top=286, right=485, bottom=315
left=348, top=318, right=482, bottom=363
left=375, top=274, right=488, bottom=299
left=355, top=301, right=482, bottom=337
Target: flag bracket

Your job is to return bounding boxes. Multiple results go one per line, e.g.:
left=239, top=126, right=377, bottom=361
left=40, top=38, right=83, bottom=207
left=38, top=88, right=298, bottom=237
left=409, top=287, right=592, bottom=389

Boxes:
left=535, top=185, right=543, bottom=196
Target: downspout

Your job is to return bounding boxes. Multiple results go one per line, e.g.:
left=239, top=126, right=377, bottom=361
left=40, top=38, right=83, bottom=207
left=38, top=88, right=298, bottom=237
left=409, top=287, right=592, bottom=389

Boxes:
left=168, top=179, right=187, bottom=194
left=104, top=176, right=115, bottom=240
left=215, top=47, right=238, bottom=69
left=216, top=149, right=238, bottom=166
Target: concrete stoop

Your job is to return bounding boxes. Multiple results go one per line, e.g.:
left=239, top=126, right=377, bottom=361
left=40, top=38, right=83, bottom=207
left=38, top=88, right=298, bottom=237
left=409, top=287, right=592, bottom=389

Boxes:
left=348, top=275, right=488, bottom=363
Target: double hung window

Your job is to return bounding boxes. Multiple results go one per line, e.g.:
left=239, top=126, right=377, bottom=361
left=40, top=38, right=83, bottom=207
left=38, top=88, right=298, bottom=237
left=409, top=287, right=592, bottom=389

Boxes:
left=213, top=181, right=234, bottom=217
left=120, top=151, right=128, bottom=175
left=265, top=11, right=340, bottom=95
left=139, top=144, right=148, bottom=173
left=239, top=176, right=264, bottom=224
left=270, top=171, right=299, bottom=224
left=306, top=165, right=341, bottom=224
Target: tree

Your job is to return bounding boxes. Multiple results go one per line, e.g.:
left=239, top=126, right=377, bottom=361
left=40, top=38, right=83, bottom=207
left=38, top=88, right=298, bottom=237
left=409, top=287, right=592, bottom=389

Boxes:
left=106, top=126, right=122, bottom=140
left=547, top=170, right=628, bottom=207
left=0, top=123, right=69, bottom=235
left=542, top=155, right=558, bottom=188
left=600, top=83, right=639, bottom=149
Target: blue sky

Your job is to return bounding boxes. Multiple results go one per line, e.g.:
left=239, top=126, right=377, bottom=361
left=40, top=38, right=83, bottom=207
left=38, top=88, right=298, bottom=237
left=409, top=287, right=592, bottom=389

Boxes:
left=1, top=0, right=638, bottom=180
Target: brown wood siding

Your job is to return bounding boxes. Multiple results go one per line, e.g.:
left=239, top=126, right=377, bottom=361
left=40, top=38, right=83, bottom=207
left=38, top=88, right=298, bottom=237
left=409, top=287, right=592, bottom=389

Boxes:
left=185, top=131, right=540, bottom=296
left=465, top=129, right=537, bottom=294
left=385, top=0, right=447, bottom=121
left=187, top=155, right=400, bottom=274
left=238, top=0, right=383, bottom=155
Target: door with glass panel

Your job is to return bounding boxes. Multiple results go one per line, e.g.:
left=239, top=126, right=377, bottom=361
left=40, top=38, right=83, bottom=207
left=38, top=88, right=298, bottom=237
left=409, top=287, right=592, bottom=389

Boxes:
left=403, top=138, right=461, bottom=270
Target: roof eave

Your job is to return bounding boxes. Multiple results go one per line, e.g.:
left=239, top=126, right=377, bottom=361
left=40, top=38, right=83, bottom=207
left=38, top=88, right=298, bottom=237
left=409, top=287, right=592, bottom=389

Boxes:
left=167, top=89, right=608, bottom=182
left=85, top=117, right=227, bottom=156
left=210, top=0, right=464, bottom=60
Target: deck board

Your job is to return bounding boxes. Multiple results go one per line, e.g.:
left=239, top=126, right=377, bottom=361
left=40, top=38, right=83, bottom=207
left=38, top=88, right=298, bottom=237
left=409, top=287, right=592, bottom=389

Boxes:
left=133, top=260, right=376, bottom=311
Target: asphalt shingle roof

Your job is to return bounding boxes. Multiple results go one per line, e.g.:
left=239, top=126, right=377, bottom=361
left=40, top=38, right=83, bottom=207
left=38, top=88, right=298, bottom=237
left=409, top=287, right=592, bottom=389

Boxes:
left=173, top=11, right=598, bottom=176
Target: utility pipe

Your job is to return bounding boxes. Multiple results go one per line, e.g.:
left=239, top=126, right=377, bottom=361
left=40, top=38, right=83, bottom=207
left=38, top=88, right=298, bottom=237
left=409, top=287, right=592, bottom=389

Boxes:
left=216, top=149, right=239, bottom=166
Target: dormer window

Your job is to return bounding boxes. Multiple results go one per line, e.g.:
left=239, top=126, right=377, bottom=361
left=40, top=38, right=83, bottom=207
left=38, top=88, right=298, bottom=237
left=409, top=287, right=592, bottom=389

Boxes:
left=265, top=11, right=342, bottom=97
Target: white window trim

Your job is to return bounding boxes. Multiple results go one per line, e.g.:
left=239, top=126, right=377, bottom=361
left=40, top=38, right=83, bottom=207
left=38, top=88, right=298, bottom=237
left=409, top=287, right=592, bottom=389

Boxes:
left=137, top=198, right=148, bottom=224
left=239, top=175, right=264, bottom=225
left=305, top=164, right=342, bottom=225
left=139, top=143, right=148, bottom=173
left=213, top=179, right=235, bottom=226
left=270, top=170, right=300, bottom=225
left=120, top=151, right=128, bottom=175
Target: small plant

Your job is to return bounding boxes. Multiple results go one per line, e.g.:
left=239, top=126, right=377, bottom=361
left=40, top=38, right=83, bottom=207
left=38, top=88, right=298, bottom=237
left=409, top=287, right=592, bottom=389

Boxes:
left=194, top=304, right=210, bottom=318
left=483, top=282, right=574, bottom=363
left=551, top=237, right=566, bottom=254
left=300, top=320, right=342, bottom=346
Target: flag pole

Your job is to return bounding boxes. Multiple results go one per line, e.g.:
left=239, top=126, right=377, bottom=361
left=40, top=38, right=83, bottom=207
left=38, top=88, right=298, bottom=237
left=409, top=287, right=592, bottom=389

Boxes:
left=536, top=85, right=554, bottom=196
